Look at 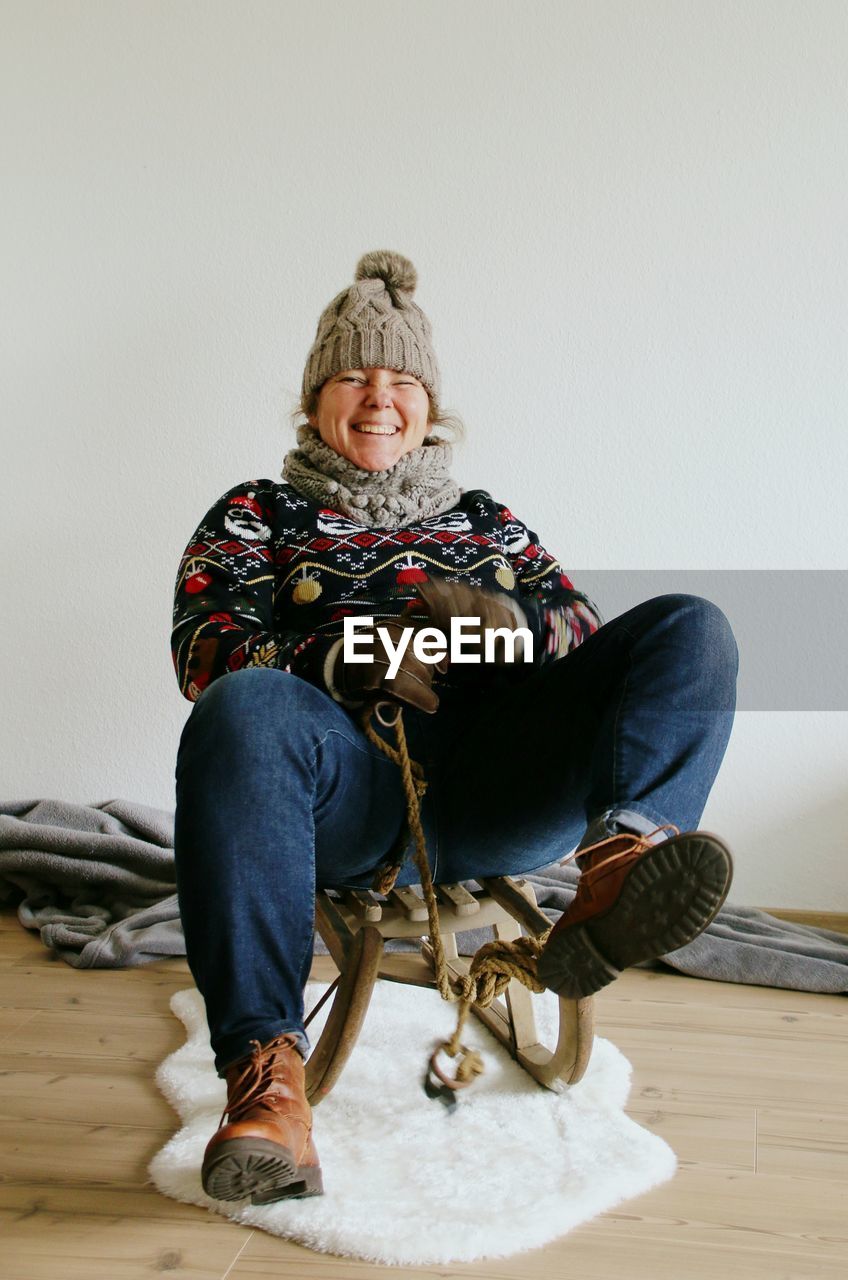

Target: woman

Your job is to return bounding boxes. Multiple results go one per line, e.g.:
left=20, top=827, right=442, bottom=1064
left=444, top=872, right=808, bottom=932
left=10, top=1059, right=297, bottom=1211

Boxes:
left=171, top=250, right=737, bottom=1205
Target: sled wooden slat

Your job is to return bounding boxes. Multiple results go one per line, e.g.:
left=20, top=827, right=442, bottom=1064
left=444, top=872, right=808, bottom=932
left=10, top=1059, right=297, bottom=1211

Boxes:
left=479, top=875, right=553, bottom=936
left=436, top=882, right=480, bottom=916
left=332, top=892, right=511, bottom=940
left=388, top=885, right=429, bottom=922
left=340, top=889, right=383, bottom=922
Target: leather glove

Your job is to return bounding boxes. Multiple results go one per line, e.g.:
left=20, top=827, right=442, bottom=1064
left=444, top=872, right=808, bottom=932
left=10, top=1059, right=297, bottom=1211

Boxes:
left=413, top=578, right=530, bottom=664
left=329, top=613, right=448, bottom=715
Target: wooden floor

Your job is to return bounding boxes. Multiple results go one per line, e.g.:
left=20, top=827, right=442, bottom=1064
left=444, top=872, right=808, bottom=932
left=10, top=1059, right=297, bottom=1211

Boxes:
left=2, top=905, right=847, bottom=1280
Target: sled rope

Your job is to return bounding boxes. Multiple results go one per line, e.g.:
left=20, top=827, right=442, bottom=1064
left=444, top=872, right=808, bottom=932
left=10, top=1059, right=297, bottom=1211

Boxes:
left=359, top=702, right=552, bottom=1091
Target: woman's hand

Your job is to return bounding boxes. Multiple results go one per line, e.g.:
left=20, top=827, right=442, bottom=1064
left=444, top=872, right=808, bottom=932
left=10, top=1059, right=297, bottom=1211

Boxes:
left=413, top=578, right=529, bottom=663
left=330, top=613, right=448, bottom=714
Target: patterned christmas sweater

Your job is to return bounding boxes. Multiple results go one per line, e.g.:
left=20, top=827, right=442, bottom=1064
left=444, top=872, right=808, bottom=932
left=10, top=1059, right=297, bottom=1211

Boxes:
left=171, top=479, right=602, bottom=704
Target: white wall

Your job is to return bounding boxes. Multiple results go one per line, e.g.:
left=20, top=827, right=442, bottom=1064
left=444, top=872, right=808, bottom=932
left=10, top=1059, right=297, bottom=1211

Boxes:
left=3, top=0, right=846, bottom=908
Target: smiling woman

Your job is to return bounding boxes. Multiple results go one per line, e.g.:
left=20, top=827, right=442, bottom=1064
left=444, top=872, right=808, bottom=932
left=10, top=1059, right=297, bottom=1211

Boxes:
left=308, top=367, right=431, bottom=470
left=170, top=248, right=738, bottom=1211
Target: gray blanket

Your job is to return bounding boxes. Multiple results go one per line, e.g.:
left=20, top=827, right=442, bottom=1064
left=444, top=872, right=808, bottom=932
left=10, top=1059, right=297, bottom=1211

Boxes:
left=0, top=799, right=185, bottom=966
left=2, top=799, right=847, bottom=994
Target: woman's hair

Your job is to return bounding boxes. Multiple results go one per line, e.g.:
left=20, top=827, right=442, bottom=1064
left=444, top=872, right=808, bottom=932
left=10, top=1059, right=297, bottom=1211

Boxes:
left=289, top=382, right=465, bottom=444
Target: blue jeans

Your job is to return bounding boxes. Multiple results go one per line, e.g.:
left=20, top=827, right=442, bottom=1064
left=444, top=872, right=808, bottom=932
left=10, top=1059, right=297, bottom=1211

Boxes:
left=173, top=593, right=738, bottom=1076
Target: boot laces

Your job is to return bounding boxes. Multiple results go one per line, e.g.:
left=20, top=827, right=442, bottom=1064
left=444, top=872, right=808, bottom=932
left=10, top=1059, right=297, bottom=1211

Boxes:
left=218, top=1033, right=301, bottom=1130
left=560, top=823, right=680, bottom=879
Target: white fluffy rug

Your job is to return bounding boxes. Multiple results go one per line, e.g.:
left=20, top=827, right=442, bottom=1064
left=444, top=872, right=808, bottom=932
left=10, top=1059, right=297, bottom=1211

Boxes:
left=149, top=981, right=676, bottom=1265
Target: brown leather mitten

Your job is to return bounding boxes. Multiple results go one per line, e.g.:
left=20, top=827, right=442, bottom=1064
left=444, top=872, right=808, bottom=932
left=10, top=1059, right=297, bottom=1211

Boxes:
left=331, top=615, right=447, bottom=714
left=413, top=578, right=529, bottom=663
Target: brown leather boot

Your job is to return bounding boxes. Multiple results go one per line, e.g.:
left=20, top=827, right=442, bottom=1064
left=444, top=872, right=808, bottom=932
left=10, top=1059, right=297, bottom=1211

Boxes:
left=201, top=1032, right=323, bottom=1204
left=537, top=827, right=733, bottom=999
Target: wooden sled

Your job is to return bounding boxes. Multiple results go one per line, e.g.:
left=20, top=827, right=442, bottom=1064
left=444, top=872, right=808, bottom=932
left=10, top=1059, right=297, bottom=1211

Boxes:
left=305, top=875, right=594, bottom=1106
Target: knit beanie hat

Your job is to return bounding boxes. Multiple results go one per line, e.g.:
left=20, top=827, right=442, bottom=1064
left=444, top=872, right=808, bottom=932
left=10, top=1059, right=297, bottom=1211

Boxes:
left=301, top=250, right=441, bottom=405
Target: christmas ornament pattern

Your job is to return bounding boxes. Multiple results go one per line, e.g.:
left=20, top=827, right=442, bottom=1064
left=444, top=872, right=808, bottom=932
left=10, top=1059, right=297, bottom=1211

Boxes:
left=171, top=481, right=601, bottom=702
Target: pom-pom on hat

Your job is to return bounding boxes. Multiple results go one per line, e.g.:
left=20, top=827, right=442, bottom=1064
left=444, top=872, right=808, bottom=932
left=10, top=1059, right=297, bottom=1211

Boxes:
left=301, top=250, right=441, bottom=404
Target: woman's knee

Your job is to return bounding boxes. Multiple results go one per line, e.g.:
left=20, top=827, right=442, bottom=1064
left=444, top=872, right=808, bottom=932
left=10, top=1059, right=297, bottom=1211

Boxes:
left=652, top=593, right=739, bottom=675
left=194, top=666, right=327, bottom=720
left=177, top=668, right=332, bottom=767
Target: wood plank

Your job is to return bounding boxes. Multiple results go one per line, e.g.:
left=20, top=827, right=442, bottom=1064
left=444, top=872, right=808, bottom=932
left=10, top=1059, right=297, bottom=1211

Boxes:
left=538, top=1226, right=848, bottom=1280
left=579, top=1165, right=848, bottom=1257
left=0, top=1207, right=252, bottom=1280
left=0, top=1007, right=40, bottom=1045
left=595, top=994, right=848, bottom=1042
left=0, top=1181, right=210, bottom=1221
left=0, top=927, right=47, bottom=964
left=0, top=1068, right=180, bottom=1129
left=756, top=1106, right=848, bottom=1181
left=0, top=1116, right=177, bottom=1185
left=623, top=1098, right=756, bottom=1171
left=620, top=1044, right=848, bottom=1113
left=0, top=906, right=27, bottom=931
left=0, top=964, right=195, bottom=1015
left=593, top=1019, right=848, bottom=1068
left=598, top=965, right=848, bottom=1017
left=1, top=1009, right=185, bottom=1075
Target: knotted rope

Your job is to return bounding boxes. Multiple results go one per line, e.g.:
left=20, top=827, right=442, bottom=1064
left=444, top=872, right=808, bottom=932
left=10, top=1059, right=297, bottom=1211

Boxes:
left=359, top=701, right=552, bottom=1091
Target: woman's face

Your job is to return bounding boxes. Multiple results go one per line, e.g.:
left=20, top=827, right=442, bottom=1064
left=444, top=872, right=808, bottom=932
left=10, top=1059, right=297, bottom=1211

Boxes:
left=309, top=367, right=431, bottom=471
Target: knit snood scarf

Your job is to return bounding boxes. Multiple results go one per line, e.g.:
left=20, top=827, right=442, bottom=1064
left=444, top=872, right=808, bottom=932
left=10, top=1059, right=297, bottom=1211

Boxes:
left=282, top=425, right=462, bottom=529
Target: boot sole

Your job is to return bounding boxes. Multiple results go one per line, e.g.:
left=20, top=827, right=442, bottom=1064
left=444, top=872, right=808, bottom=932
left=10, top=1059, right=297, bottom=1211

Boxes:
left=536, top=832, right=733, bottom=999
left=202, top=1136, right=324, bottom=1204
